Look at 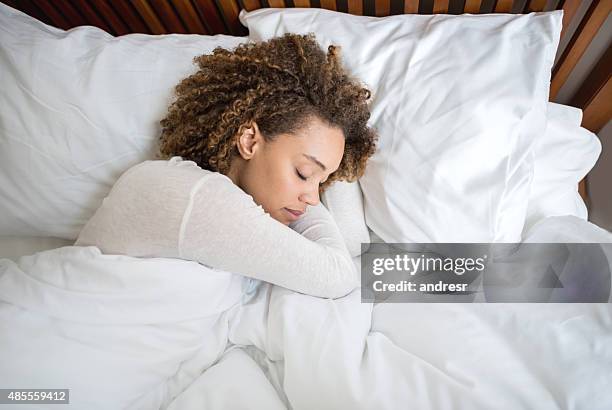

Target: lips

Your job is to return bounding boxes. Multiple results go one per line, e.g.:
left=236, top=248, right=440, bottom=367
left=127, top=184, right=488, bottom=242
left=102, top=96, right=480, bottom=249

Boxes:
left=285, top=208, right=304, bottom=217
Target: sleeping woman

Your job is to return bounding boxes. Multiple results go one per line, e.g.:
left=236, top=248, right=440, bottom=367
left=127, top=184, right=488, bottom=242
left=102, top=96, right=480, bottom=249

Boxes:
left=75, top=33, right=378, bottom=298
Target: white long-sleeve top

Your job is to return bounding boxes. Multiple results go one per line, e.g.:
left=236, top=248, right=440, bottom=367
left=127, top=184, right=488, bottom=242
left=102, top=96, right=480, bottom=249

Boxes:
left=75, top=157, right=359, bottom=298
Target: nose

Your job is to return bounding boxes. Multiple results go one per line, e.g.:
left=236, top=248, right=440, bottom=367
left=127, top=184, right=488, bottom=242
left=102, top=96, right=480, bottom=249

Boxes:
left=300, top=184, right=320, bottom=207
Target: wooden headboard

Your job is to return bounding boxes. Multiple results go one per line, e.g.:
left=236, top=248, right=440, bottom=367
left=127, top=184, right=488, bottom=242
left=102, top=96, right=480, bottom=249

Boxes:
left=2, top=0, right=610, bottom=201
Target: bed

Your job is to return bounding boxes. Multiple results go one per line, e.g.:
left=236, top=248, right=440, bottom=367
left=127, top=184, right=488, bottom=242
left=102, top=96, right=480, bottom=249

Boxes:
left=0, top=1, right=611, bottom=409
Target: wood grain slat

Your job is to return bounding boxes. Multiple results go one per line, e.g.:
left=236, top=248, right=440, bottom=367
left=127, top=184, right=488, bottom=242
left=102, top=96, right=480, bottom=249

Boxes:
left=268, top=0, right=285, bottom=6
left=464, top=0, right=481, bottom=13
left=570, top=44, right=612, bottom=112
left=348, top=0, right=363, bottom=14
left=192, top=0, right=228, bottom=34
left=69, top=0, right=113, bottom=33
left=580, top=74, right=612, bottom=134
left=214, top=0, right=247, bottom=35
left=551, top=0, right=610, bottom=100
left=559, top=0, right=581, bottom=43
left=510, top=0, right=528, bottom=13
left=132, top=0, right=167, bottom=33
left=433, top=0, right=450, bottom=14
left=543, top=0, right=562, bottom=11
left=149, top=0, right=188, bottom=33
left=239, top=0, right=263, bottom=11
left=51, top=0, right=86, bottom=27
left=110, top=1, right=151, bottom=33
left=494, top=0, right=513, bottom=13
left=294, top=0, right=312, bottom=7
left=525, top=0, right=547, bottom=12
left=10, top=0, right=49, bottom=24
left=171, top=0, right=209, bottom=34
left=92, top=0, right=131, bottom=35
left=375, top=0, right=390, bottom=16
left=335, top=0, right=348, bottom=12
left=33, top=0, right=71, bottom=29
left=321, top=0, right=337, bottom=11
left=478, top=0, right=496, bottom=13
left=403, top=0, right=418, bottom=13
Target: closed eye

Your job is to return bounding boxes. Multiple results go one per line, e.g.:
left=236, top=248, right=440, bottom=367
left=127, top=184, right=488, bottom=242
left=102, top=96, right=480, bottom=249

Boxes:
left=297, top=169, right=329, bottom=185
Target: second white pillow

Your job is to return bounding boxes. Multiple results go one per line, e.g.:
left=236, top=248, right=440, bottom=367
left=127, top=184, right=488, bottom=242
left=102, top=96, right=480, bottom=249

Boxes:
left=322, top=102, right=601, bottom=253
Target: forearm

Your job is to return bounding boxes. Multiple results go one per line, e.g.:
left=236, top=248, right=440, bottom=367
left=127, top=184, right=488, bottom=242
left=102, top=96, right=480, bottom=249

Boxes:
left=182, top=195, right=359, bottom=298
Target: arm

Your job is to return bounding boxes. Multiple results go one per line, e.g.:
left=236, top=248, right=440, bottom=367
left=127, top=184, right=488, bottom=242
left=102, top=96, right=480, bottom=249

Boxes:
left=180, top=173, right=359, bottom=299
left=76, top=159, right=359, bottom=299
left=320, top=180, right=371, bottom=257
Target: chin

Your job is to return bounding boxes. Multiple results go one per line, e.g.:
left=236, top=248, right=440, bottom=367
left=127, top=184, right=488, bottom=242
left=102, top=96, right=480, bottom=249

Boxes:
left=270, top=213, right=289, bottom=225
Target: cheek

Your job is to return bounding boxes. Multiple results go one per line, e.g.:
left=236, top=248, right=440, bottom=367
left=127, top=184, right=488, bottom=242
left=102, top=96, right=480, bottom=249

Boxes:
left=245, top=159, right=297, bottom=213
left=270, top=164, right=301, bottom=204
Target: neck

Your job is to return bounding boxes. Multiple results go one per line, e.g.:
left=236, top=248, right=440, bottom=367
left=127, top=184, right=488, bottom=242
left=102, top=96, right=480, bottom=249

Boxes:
left=225, top=159, right=241, bottom=187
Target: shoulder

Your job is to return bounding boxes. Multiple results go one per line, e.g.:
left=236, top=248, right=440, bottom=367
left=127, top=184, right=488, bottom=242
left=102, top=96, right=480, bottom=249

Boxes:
left=123, top=156, right=211, bottom=178
left=106, top=156, right=261, bottom=218
left=123, top=156, right=257, bottom=205
left=115, top=156, right=225, bottom=190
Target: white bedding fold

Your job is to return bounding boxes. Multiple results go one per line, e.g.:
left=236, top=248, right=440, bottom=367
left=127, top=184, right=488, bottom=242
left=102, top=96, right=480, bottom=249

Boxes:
left=0, top=246, right=244, bottom=324
left=0, top=246, right=245, bottom=409
left=228, top=283, right=612, bottom=410
left=227, top=216, right=612, bottom=409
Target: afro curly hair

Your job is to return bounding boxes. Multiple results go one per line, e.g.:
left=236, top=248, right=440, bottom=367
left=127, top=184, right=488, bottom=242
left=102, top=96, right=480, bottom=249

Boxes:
left=158, top=32, right=378, bottom=193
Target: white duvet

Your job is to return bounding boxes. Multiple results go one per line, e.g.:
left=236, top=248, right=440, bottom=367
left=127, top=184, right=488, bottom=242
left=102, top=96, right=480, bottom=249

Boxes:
left=1, top=216, right=611, bottom=410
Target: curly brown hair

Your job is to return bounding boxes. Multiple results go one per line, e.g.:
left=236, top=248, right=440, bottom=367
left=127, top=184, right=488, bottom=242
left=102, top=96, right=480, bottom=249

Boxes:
left=158, top=32, right=378, bottom=192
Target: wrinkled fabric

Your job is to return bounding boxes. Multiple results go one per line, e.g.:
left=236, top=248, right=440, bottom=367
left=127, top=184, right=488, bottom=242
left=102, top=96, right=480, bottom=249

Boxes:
left=1, top=216, right=611, bottom=409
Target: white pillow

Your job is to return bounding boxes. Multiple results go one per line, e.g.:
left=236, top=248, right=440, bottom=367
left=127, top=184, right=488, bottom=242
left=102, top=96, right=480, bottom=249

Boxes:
left=322, top=102, right=601, bottom=253
left=524, top=102, right=602, bottom=234
left=0, top=3, right=248, bottom=239
left=241, top=8, right=562, bottom=243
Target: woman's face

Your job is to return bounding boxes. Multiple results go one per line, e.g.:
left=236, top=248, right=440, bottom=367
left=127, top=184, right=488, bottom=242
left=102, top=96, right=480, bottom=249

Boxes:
left=227, top=116, right=345, bottom=225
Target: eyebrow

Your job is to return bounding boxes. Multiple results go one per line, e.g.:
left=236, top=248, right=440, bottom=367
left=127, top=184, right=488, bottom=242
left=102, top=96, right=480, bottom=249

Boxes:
left=302, top=154, right=327, bottom=171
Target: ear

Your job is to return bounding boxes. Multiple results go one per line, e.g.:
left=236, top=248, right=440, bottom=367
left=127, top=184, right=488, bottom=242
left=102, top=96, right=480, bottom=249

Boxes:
left=235, top=121, right=264, bottom=160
